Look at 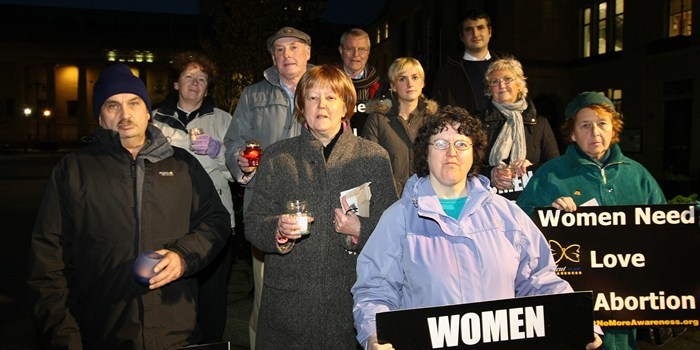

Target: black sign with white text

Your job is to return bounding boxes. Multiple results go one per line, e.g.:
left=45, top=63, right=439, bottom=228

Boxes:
left=491, top=169, right=534, bottom=201
left=534, top=204, right=700, bottom=328
left=376, top=292, right=594, bottom=349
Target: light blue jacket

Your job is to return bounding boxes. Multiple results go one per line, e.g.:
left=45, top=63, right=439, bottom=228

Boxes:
left=352, top=174, right=573, bottom=347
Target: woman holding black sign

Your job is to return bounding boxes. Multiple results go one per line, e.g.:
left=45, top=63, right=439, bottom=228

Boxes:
left=517, top=92, right=667, bottom=349
left=352, top=106, right=602, bottom=350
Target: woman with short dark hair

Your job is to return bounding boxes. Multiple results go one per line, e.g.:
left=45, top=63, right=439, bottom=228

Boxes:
left=353, top=105, right=601, bottom=350
left=246, top=65, right=397, bottom=349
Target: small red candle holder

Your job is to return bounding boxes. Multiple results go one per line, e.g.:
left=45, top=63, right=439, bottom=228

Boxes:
left=243, top=140, right=262, bottom=167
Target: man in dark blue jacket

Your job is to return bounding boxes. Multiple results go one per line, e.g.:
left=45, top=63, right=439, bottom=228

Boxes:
left=28, top=64, right=230, bottom=349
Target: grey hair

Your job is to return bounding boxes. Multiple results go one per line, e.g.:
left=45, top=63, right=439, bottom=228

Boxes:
left=483, top=57, right=528, bottom=100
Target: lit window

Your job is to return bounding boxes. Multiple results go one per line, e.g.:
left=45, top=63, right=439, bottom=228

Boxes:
left=614, top=0, right=624, bottom=51
left=598, top=2, right=607, bottom=55
left=384, top=22, right=390, bottom=39
left=376, top=28, right=381, bottom=44
left=580, top=1, right=624, bottom=57
left=669, top=0, right=692, bottom=37
left=583, top=7, right=592, bottom=57
left=608, top=88, right=623, bottom=113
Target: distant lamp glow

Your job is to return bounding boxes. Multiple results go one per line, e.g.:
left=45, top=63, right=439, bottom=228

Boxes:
left=107, top=50, right=117, bottom=62
left=23, top=108, right=32, bottom=117
left=42, top=109, right=52, bottom=118
left=146, top=52, right=154, bottom=63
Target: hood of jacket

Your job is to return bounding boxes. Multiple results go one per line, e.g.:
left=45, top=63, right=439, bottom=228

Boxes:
left=366, top=97, right=439, bottom=117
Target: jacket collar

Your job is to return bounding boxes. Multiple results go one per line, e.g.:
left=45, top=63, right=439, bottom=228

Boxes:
left=152, top=95, right=216, bottom=130
left=157, top=93, right=216, bottom=116
left=95, top=124, right=174, bottom=162
left=408, top=174, right=493, bottom=219
left=264, top=64, right=315, bottom=89
left=565, top=143, right=626, bottom=169
left=447, top=50, right=500, bottom=66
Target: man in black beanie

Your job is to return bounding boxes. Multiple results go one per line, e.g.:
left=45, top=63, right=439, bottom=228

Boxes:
left=28, top=63, right=230, bottom=349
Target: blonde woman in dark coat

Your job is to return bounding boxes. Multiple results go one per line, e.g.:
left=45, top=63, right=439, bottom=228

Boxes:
left=363, top=57, right=438, bottom=195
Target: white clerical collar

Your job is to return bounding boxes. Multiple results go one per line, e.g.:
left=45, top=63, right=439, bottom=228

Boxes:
left=463, top=51, right=491, bottom=61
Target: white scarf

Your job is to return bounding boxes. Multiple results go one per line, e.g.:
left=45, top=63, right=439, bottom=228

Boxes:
left=488, top=99, right=528, bottom=167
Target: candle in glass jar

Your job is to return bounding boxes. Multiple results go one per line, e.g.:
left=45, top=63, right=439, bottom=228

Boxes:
left=243, top=140, right=262, bottom=167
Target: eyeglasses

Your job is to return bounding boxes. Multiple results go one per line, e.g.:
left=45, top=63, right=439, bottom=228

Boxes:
left=342, top=47, right=369, bottom=55
left=488, top=77, right=516, bottom=87
left=429, top=139, right=472, bottom=151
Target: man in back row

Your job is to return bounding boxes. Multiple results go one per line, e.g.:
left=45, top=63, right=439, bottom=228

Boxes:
left=432, top=9, right=503, bottom=114
left=224, top=26, right=313, bottom=350
left=338, top=28, right=385, bottom=136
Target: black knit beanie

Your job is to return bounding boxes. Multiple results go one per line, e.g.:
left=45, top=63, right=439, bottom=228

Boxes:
left=93, top=63, right=152, bottom=120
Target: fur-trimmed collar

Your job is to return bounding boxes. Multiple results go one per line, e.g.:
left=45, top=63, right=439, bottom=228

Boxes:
left=366, top=97, right=438, bottom=116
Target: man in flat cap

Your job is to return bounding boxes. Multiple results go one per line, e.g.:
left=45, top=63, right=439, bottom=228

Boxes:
left=28, top=63, right=230, bottom=349
left=223, top=26, right=313, bottom=349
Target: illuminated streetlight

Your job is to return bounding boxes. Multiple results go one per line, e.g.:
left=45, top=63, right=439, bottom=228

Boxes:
left=42, top=109, right=52, bottom=118
left=23, top=107, right=32, bottom=117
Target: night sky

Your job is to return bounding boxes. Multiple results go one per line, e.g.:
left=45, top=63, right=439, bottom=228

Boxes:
left=0, top=0, right=199, bottom=15
left=0, top=0, right=386, bottom=25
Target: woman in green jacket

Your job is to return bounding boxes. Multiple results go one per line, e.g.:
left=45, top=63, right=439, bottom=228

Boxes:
left=517, top=92, right=666, bottom=350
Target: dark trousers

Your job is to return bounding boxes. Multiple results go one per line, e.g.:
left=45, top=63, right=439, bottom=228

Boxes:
left=197, top=235, right=233, bottom=343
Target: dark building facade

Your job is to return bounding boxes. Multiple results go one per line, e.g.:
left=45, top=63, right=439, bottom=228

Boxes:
left=1, top=1, right=697, bottom=196
left=364, top=0, right=699, bottom=197
left=0, top=4, right=204, bottom=147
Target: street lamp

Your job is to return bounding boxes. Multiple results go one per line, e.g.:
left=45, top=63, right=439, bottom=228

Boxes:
left=23, top=107, right=40, bottom=143
left=42, top=108, right=52, bottom=142
left=23, top=106, right=53, bottom=146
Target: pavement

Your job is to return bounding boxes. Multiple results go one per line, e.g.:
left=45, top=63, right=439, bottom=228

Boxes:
left=1, top=150, right=699, bottom=349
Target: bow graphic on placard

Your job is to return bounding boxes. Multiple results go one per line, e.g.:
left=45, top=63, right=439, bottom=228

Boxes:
left=548, top=240, right=581, bottom=264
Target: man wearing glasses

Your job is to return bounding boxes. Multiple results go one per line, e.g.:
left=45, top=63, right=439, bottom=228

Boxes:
left=338, top=28, right=386, bottom=137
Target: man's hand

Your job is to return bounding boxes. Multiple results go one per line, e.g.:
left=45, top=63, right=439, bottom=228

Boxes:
left=237, top=150, right=257, bottom=173
left=148, top=249, right=186, bottom=289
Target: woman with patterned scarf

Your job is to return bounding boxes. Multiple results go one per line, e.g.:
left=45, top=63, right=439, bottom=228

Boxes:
left=476, top=57, right=559, bottom=191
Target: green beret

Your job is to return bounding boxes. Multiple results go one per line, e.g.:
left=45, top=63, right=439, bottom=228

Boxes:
left=565, top=92, right=615, bottom=119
